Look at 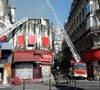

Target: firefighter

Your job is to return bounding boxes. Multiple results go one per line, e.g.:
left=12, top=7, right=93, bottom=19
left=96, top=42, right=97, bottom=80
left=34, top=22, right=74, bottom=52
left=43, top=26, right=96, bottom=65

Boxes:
left=52, top=59, right=59, bottom=85
left=52, top=66, right=60, bottom=85
left=52, top=68, right=58, bottom=85
left=67, top=68, right=73, bottom=84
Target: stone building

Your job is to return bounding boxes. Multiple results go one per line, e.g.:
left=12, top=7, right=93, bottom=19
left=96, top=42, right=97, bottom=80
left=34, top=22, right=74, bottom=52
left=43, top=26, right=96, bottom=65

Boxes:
left=64, top=0, right=100, bottom=80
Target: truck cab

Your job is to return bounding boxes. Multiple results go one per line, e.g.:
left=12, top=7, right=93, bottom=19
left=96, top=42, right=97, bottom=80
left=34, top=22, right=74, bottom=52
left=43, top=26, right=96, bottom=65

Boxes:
left=71, top=62, right=87, bottom=79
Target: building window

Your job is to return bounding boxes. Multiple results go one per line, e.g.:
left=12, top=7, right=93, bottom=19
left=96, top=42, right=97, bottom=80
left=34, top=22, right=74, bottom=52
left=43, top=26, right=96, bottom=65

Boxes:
left=86, top=1, right=93, bottom=14
left=86, top=16, right=93, bottom=30
left=79, top=12, right=81, bottom=23
left=98, top=2, right=100, bottom=8
left=86, top=17, right=90, bottom=30
left=82, top=8, right=85, bottom=17
left=94, top=35, right=100, bottom=45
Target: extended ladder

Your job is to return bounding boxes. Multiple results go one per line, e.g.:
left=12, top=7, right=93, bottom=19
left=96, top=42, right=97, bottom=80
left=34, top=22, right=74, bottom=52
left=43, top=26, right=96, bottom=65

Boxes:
left=0, top=17, right=28, bottom=35
left=45, top=0, right=81, bottom=62
left=0, top=17, right=28, bottom=41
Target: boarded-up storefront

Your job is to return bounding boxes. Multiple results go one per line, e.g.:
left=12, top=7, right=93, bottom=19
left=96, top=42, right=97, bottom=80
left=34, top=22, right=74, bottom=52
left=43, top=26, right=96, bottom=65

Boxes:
left=15, top=63, right=33, bottom=79
left=12, top=50, right=52, bottom=81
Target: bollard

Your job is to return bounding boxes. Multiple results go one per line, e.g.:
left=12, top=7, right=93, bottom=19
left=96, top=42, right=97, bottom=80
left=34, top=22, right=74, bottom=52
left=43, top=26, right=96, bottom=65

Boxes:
left=23, top=79, right=25, bottom=90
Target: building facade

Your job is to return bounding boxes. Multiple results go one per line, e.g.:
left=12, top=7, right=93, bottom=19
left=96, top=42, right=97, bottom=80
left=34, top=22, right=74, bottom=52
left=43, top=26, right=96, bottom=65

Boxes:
left=0, top=0, right=54, bottom=83
left=64, top=0, right=100, bottom=80
left=0, top=18, right=54, bottom=83
left=0, top=0, right=15, bottom=83
left=11, top=18, right=53, bottom=81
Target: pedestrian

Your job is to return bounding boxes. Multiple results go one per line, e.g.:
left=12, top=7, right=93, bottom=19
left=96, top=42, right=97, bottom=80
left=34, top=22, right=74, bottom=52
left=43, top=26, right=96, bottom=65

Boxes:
left=66, top=69, right=69, bottom=84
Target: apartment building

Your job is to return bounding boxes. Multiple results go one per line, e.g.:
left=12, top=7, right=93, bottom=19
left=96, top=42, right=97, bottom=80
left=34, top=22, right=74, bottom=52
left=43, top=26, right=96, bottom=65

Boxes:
left=64, top=0, right=100, bottom=80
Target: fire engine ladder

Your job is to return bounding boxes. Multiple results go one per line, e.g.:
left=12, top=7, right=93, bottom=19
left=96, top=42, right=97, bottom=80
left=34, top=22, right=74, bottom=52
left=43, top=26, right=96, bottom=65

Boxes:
left=45, top=0, right=81, bottom=62
left=0, top=17, right=28, bottom=41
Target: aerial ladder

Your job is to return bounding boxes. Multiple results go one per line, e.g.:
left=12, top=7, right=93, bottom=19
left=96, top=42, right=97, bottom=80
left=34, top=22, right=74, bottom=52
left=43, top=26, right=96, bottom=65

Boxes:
left=45, top=0, right=87, bottom=79
left=44, top=0, right=81, bottom=62
left=0, top=17, right=28, bottom=42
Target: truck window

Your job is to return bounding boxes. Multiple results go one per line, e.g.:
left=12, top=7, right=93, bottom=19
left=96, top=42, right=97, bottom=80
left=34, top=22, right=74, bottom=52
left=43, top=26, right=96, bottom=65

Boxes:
left=74, top=63, right=86, bottom=70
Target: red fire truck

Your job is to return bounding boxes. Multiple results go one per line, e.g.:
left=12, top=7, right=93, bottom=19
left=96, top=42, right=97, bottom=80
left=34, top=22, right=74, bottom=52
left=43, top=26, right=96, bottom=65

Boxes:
left=71, top=62, right=87, bottom=79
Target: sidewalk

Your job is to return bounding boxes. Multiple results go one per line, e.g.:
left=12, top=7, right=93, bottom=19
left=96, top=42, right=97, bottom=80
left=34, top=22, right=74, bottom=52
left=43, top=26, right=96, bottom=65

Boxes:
left=12, top=82, right=57, bottom=90
left=0, top=84, right=12, bottom=90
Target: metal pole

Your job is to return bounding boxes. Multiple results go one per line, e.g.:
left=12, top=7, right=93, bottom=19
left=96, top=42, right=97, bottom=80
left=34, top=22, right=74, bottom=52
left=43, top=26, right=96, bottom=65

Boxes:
left=99, top=74, right=100, bottom=88
left=74, top=79, right=77, bottom=90
left=23, top=79, right=25, bottom=90
left=49, top=74, right=51, bottom=90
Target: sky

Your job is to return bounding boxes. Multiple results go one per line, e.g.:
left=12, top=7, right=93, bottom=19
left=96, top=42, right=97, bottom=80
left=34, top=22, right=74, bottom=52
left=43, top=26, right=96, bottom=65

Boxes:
left=11, top=0, right=73, bottom=26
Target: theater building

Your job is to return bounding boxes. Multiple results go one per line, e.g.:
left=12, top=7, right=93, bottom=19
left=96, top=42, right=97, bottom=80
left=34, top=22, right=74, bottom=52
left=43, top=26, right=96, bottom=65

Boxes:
left=10, top=19, right=53, bottom=81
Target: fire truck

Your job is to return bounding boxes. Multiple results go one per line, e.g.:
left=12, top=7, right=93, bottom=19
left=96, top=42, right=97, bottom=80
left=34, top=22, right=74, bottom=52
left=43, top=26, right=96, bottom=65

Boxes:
left=71, top=62, right=87, bottom=79
left=45, top=0, right=87, bottom=79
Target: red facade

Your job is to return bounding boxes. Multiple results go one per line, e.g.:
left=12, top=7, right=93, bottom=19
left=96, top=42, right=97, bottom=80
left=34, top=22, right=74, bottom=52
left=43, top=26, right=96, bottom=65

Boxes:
left=42, top=36, right=49, bottom=47
left=13, top=50, right=52, bottom=63
left=17, top=34, right=25, bottom=46
left=13, top=50, right=34, bottom=62
left=40, top=55, right=52, bottom=62
left=28, top=35, right=36, bottom=45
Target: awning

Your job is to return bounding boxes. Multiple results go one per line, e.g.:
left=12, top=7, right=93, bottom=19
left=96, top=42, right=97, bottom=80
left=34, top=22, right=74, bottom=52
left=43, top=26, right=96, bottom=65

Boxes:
left=13, top=50, right=33, bottom=62
left=13, top=50, right=52, bottom=63
left=40, top=55, right=52, bottom=62
left=81, top=49, right=100, bottom=61
left=33, top=50, right=52, bottom=55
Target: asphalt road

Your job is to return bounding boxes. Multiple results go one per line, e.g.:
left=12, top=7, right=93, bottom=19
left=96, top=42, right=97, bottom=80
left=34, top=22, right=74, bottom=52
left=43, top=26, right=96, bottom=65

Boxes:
left=0, top=80, right=100, bottom=90
left=0, top=84, right=12, bottom=90
left=56, top=80, right=100, bottom=90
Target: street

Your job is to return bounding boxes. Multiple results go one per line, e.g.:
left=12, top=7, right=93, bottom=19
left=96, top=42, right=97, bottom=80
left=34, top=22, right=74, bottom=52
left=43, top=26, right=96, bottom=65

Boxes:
left=0, top=79, right=100, bottom=90
left=56, top=80, right=100, bottom=90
